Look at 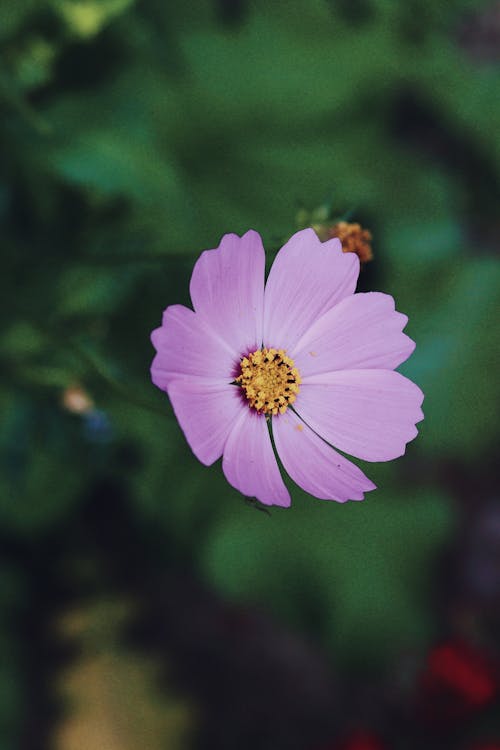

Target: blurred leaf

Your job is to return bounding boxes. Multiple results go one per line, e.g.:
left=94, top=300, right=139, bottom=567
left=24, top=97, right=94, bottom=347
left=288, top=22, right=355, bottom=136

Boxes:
left=0, top=393, right=85, bottom=533
left=51, top=130, right=182, bottom=203
left=6, top=36, right=56, bottom=91
left=0, top=321, right=47, bottom=358
left=202, top=486, right=454, bottom=665
left=0, top=0, right=40, bottom=42
left=179, top=10, right=402, bottom=131
left=54, top=599, right=194, bottom=750
left=401, top=258, right=500, bottom=460
left=416, top=38, right=500, bottom=168
left=385, top=219, right=463, bottom=266
left=0, top=656, right=22, bottom=743
left=57, top=265, right=138, bottom=316
left=50, top=0, right=135, bottom=37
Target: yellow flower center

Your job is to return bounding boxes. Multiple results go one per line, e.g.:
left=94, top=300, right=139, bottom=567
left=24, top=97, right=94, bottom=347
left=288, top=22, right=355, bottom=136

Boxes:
left=235, top=348, right=301, bottom=416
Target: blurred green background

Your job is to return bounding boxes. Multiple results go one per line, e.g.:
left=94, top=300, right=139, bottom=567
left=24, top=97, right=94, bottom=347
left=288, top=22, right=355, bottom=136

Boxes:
left=1, top=1, right=499, bottom=748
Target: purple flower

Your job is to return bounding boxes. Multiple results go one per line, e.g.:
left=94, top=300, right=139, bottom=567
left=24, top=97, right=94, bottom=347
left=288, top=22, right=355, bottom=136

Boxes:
left=151, top=229, right=423, bottom=507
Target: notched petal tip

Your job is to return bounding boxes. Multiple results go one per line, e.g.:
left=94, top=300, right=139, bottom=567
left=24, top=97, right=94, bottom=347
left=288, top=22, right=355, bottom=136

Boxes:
left=395, top=309, right=408, bottom=325
left=405, top=377, right=425, bottom=412
left=216, top=228, right=264, bottom=254
left=222, top=411, right=291, bottom=508
left=263, top=226, right=360, bottom=351
left=288, top=228, right=351, bottom=260
left=291, top=227, right=320, bottom=243
left=325, top=235, right=361, bottom=272
left=295, top=370, right=425, bottom=463
left=189, top=229, right=265, bottom=354
left=257, top=489, right=292, bottom=508
left=150, top=326, right=163, bottom=351
left=293, top=292, right=419, bottom=375
left=241, top=228, right=264, bottom=243
left=322, top=235, right=342, bottom=252
left=150, top=354, right=169, bottom=393
left=272, top=410, right=377, bottom=504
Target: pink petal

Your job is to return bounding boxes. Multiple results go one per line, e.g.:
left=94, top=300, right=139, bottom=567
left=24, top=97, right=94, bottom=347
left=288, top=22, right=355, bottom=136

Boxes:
left=222, top=411, right=290, bottom=507
left=189, top=230, right=265, bottom=355
left=168, top=380, right=245, bottom=466
left=296, top=370, right=424, bottom=462
left=291, top=292, right=415, bottom=377
left=263, top=228, right=359, bottom=352
left=272, top=410, right=376, bottom=503
left=151, top=304, right=237, bottom=390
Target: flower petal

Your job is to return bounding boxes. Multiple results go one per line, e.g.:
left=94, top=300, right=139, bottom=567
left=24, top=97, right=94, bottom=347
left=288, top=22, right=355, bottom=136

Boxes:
left=222, top=410, right=290, bottom=507
left=263, top=228, right=359, bottom=351
left=272, top=410, right=376, bottom=502
left=292, top=292, right=415, bottom=377
left=151, top=304, right=237, bottom=390
left=189, top=230, right=265, bottom=355
left=167, top=380, right=245, bottom=465
left=296, top=370, right=424, bottom=462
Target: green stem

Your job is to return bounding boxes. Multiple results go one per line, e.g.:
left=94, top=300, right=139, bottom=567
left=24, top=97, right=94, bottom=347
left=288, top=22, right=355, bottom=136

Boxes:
left=71, top=341, right=165, bottom=417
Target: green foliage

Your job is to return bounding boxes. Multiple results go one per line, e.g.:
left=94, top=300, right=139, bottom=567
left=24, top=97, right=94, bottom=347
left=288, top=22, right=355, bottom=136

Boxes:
left=0, top=392, right=85, bottom=533
left=203, top=484, right=453, bottom=666
left=0, top=0, right=499, bottom=739
left=402, top=258, right=500, bottom=460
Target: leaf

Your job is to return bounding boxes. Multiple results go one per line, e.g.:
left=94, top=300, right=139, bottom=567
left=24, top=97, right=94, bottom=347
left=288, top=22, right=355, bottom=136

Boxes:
left=0, top=393, right=85, bottom=534
left=51, top=130, right=182, bottom=203
left=57, top=265, right=138, bottom=316
left=400, top=258, right=500, bottom=460
left=50, top=0, right=135, bottom=38
left=202, top=485, right=454, bottom=666
left=0, top=0, right=40, bottom=42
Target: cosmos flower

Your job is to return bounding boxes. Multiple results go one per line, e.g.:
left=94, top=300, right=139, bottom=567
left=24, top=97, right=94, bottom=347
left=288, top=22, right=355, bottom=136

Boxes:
left=151, top=229, right=423, bottom=507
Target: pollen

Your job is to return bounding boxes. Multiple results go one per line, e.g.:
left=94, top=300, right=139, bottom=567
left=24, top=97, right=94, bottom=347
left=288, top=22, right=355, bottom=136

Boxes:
left=236, top=348, right=301, bottom=416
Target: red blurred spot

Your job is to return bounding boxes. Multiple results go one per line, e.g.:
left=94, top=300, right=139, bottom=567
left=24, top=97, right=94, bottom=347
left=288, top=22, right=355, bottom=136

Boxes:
left=314, top=731, right=386, bottom=750
left=418, top=640, right=497, bottom=722
left=340, top=732, right=386, bottom=750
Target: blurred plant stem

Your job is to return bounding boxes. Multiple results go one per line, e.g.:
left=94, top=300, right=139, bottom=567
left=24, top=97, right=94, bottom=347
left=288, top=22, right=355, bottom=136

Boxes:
left=17, top=322, right=167, bottom=417
left=70, top=339, right=165, bottom=416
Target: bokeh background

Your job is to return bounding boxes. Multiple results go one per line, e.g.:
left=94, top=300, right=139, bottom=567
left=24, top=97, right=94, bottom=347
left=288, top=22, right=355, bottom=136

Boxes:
left=1, top=1, right=500, bottom=748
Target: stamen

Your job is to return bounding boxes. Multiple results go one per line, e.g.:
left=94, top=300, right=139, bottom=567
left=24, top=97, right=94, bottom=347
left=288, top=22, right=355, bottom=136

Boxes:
left=235, top=348, right=301, bottom=416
